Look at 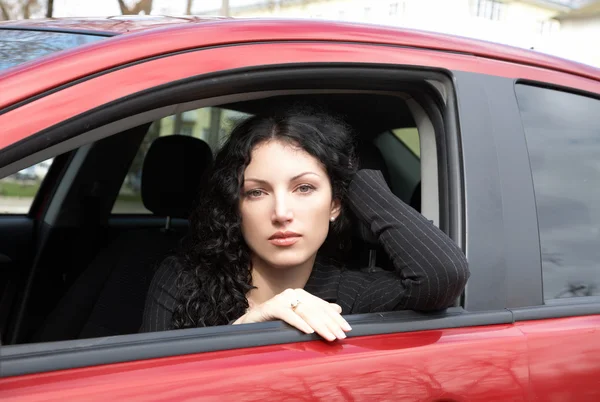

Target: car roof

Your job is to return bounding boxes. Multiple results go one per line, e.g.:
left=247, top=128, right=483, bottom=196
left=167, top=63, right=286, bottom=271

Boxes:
left=1, top=16, right=598, bottom=110
left=0, top=15, right=600, bottom=80
left=1, top=16, right=597, bottom=79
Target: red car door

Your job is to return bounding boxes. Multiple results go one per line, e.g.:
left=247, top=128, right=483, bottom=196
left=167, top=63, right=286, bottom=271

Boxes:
left=0, top=35, right=529, bottom=401
left=1, top=323, right=529, bottom=401
left=518, top=316, right=600, bottom=401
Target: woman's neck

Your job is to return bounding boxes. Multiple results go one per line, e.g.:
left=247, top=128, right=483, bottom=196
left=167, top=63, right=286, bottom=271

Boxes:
left=248, top=255, right=316, bottom=306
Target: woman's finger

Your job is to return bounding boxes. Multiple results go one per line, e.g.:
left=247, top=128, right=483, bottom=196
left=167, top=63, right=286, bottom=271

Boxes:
left=295, top=304, right=338, bottom=341
left=282, top=289, right=349, bottom=340
left=328, top=303, right=343, bottom=314
left=325, top=305, right=352, bottom=332
left=321, top=311, right=348, bottom=340
left=305, top=316, right=337, bottom=341
left=272, top=305, right=315, bottom=334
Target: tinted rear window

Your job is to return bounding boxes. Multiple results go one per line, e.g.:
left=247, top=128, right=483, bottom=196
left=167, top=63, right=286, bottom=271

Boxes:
left=516, top=84, right=600, bottom=300
left=0, top=29, right=106, bottom=71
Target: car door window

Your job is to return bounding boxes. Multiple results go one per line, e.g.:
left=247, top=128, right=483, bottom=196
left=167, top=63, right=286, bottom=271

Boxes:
left=0, top=158, right=53, bottom=214
left=112, top=107, right=250, bottom=214
left=515, top=85, right=600, bottom=300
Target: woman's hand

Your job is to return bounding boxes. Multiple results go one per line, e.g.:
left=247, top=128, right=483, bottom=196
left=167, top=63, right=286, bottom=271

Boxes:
left=233, top=289, right=352, bottom=341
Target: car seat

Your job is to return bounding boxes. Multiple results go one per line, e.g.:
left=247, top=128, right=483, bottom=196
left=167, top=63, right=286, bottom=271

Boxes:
left=33, top=135, right=213, bottom=342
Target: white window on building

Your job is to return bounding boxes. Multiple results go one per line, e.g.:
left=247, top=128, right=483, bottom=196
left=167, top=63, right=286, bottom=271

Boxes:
left=537, top=19, right=560, bottom=35
left=473, top=0, right=505, bottom=21
left=389, top=1, right=407, bottom=17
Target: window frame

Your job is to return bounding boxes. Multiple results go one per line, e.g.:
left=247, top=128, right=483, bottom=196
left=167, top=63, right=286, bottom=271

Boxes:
left=454, top=70, right=543, bottom=311
left=1, top=64, right=492, bottom=377
left=1, top=307, right=512, bottom=377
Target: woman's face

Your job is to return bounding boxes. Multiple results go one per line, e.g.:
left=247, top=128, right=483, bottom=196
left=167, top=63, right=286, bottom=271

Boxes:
left=239, top=139, right=340, bottom=269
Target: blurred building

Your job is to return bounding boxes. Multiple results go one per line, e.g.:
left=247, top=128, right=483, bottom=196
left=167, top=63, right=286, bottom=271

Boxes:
left=43, top=0, right=600, bottom=66
left=554, top=1, right=600, bottom=66
left=190, top=0, right=600, bottom=67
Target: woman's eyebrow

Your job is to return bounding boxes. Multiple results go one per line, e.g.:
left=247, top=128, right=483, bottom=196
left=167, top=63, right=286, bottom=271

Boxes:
left=290, top=172, right=320, bottom=181
left=244, top=177, right=268, bottom=185
left=244, top=172, right=320, bottom=185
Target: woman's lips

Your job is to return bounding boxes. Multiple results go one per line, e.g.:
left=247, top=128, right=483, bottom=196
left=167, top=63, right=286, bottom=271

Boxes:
left=269, top=236, right=300, bottom=246
left=268, top=231, right=301, bottom=247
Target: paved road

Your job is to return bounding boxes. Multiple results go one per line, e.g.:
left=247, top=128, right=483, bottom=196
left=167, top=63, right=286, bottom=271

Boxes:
left=0, top=196, right=32, bottom=214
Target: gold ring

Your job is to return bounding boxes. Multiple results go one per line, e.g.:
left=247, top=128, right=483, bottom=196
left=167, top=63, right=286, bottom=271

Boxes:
left=290, top=299, right=301, bottom=311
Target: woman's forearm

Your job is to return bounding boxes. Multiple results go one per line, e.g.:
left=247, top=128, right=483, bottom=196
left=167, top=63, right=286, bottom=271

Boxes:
left=347, top=170, right=469, bottom=310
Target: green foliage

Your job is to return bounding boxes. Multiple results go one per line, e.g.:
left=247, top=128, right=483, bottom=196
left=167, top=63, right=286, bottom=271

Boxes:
left=0, top=180, right=40, bottom=197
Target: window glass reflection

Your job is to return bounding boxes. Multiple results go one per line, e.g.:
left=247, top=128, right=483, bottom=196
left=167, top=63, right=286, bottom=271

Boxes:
left=0, top=30, right=105, bottom=71
left=516, top=85, right=600, bottom=300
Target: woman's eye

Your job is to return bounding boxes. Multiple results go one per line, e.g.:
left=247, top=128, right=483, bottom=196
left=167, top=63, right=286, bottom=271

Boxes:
left=245, top=189, right=264, bottom=199
left=296, top=184, right=315, bottom=194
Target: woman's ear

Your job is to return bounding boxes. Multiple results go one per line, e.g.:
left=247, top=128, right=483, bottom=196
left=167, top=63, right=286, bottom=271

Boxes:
left=330, top=199, right=342, bottom=221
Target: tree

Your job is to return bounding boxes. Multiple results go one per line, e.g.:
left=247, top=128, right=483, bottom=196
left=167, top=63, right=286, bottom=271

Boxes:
left=0, top=2, right=11, bottom=19
left=117, top=0, right=153, bottom=15
left=185, top=0, right=193, bottom=15
left=0, top=0, right=41, bottom=20
left=20, top=0, right=36, bottom=18
left=45, top=0, right=52, bottom=18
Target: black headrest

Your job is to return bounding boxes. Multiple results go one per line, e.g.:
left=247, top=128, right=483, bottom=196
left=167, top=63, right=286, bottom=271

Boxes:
left=142, top=135, right=213, bottom=219
left=356, top=140, right=391, bottom=184
left=353, top=141, right=391, bottom=246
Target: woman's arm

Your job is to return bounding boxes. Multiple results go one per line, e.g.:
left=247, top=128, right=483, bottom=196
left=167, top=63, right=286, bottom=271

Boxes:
left=347, top=170, right=469, bottom=312
left=139, top=256, right=180, bottom=332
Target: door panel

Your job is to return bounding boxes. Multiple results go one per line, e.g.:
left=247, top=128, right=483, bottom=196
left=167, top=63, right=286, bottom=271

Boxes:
left=0, top=325, right=529, bottom=401
left=0, top=216, right=34, bottom=264
left=517, top=316, right=600, bottom=401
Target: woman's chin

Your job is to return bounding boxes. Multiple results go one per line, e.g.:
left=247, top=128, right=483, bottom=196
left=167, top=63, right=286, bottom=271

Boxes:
left=263, top=251, right=315, bottom=270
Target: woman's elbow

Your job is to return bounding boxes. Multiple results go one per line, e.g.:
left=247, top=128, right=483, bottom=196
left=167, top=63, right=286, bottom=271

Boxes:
left=449, top=253, right=470, bottom=293
left=418, top=256, right=470, bottom=311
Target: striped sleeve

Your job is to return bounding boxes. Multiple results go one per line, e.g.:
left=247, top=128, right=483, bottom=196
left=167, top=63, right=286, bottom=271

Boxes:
left=140, top=256, right=180, bottom=332
left=346, top=169, right=470, bottom=312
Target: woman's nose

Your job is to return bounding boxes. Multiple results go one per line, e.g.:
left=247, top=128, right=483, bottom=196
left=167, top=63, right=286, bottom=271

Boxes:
left=272, top=194, right=293, bottom=224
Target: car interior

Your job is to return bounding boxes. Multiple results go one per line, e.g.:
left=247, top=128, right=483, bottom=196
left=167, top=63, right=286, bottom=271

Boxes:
left=0, top=86, right=446, bottom=346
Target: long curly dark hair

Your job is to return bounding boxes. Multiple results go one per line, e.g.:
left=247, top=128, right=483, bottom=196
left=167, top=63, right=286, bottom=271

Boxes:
left=172, top=107, right=357, bottom=329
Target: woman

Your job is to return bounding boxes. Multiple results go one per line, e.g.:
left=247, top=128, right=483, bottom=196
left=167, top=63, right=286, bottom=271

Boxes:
left=141, top=108, right=469, bottom=341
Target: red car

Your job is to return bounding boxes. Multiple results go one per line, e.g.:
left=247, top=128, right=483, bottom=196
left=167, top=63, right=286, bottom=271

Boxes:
left=0, top=16, right=599, bottom=401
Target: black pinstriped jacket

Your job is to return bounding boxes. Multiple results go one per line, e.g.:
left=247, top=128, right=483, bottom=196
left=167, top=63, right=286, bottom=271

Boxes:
left=140, top=170, right=469, bottom=332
